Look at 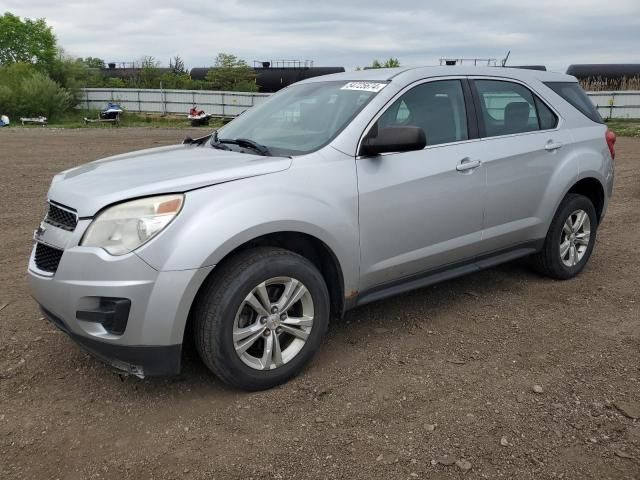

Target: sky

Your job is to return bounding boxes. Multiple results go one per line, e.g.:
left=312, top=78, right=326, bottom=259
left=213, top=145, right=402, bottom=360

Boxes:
left=2, top=0, right=639, bottom=73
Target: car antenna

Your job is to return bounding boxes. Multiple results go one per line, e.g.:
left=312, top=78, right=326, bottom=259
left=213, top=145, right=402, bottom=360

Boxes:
left=501, top=50, right=511, bottom=67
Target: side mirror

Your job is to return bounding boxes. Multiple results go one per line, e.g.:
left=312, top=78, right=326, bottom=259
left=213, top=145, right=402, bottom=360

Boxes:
left=360, top=125, right=426, bottom=156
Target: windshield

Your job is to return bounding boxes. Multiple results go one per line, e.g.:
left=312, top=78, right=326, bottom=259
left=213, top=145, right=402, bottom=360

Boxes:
left=214, top=80, right=386, bottom=156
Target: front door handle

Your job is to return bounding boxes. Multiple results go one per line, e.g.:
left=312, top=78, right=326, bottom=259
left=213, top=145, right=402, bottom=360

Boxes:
left=456, top=159, right=482, bottom=172
left=545, top=141, right=563, bottom=151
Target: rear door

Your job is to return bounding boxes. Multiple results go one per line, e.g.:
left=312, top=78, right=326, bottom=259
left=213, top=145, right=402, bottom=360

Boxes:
left=356, top=78, right=486, bottom=292
left=468, top=78, right=574, bottom=253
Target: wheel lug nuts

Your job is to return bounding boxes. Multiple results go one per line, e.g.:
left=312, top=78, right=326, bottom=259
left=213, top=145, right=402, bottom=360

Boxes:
left=271, top=306, right=278, bottom=314
left=260, top=317, right=267, bottom=324
left=263, top=330, right=271, bottom=336
left=280, top=313, right=287, bottom=320
left=276, top=327, right=282, bottom=334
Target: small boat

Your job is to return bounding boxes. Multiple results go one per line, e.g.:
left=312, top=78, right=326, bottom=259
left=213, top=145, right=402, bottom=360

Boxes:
left=188, top=106, right=212, bottom=126
left=99, top=102, right=124, bottom=120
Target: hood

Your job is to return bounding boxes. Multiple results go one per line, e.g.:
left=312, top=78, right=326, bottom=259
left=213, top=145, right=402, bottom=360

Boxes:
left=47, top=144, right=292, bottom=217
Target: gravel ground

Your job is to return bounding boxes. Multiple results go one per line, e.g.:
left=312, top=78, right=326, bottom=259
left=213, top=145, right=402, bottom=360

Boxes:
left=0, top=128, right=639, bottom=480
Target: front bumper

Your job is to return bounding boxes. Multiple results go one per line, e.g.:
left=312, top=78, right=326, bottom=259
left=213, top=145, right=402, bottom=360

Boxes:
left=40, top=306, right=182, bottom=376
left=28, top=244, right=213, bottom=377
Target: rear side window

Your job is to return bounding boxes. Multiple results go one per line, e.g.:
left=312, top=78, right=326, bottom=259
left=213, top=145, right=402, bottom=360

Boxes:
left=544, top=82, right=603, bottom=124
left=473, top=80, right=558, bottom=137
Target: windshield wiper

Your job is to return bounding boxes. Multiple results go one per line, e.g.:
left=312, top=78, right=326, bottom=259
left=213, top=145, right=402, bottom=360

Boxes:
left=209, top=130, right=231, bottom=151
left=211, top=141, right=231, bottom=151
left=217, top=138, right=272, bottom=156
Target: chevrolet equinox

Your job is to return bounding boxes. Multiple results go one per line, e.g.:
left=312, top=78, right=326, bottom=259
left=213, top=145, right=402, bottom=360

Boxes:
left=29, top=67, right=615, bottom=390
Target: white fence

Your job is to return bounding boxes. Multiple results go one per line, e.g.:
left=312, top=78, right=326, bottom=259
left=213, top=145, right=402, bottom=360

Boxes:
left=587, top=91, right=640, bottom=119
left=79, top=88, right=270, bottom=117
left=78, top=88, right=640, bottom=119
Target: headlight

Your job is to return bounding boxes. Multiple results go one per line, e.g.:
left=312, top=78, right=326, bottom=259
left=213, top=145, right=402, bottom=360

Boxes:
left=81, top=194, right=184, bottom=255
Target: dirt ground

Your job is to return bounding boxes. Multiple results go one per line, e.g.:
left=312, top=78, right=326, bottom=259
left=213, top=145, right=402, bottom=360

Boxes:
left=0, top=127, right=638, bottom=480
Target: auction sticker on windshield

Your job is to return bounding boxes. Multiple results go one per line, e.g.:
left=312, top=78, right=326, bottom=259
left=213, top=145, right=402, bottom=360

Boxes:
left=341, top=82, right=387, bottom=93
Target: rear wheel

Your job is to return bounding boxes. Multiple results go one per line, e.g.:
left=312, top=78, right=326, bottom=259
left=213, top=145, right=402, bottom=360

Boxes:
left=194, top=247, right=330, bottom=390
left=531, top=193, right=598, bottom=279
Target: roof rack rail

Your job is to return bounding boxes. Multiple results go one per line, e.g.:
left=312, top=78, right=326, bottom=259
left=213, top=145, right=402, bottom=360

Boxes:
left=253, top=60, right=314, bottom=69
left=439, top=57, right=498, bottom=67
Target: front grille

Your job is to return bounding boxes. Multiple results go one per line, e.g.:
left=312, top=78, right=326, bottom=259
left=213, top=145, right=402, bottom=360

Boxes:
left=34, top=243, right=64, bottom=273
left=45, top=203, right=77, bottom=231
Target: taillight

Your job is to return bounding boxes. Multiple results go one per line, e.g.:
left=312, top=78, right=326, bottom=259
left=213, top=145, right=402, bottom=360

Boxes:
left=605, top=129, right=616, bottom=160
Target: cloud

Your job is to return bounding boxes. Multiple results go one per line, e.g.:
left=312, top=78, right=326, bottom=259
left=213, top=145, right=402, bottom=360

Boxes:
left=3, top=0, right=639, bottom=71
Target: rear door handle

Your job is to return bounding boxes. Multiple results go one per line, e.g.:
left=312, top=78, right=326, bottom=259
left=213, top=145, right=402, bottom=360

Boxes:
left=545, top=141, right=563, bottom=151
left=456, top=159, right=482, bottom=172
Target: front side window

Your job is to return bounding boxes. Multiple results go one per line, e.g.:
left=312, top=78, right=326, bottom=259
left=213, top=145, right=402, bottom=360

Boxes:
left=216, top=81, right=384, bottom=156
left=377, top=80, right=468, bottom=146
left=473, top=79, right=557, bottom=137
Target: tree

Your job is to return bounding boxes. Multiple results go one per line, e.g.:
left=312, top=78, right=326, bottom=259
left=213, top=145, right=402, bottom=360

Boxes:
left=0, top=13, right=82, bottom=119
left=384, top=58, right=400, bottom=68
left=0, top=63, right=73, bottom=119
left=137, top=56, right=160, bottom=69
left=370, top=58, right=401, bottom=69
left=169, top=55, right=186, bottom=74
left=48, top=50, right=89, bottom=104
left=132, top=56, right=162, bottom=88
left=160, top=72, right=195, bottom=89
left=103, top=77, right=125, bottom=88
left=0, top=13, right=57, bottom=70
left=79, top=57, right=106, bottom=69
left=205, top=53, right=257, bottom=92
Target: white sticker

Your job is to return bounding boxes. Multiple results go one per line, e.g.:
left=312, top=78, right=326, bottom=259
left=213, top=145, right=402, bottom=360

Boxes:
left=341, top=81, right=387, bottom=93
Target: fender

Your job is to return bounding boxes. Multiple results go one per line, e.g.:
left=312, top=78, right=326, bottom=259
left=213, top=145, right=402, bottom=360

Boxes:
left=136, top=151, right=361, bottom=297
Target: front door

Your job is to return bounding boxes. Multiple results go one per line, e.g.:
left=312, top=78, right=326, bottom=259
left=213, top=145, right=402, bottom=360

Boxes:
left=356, top=79, right=486, bottom=292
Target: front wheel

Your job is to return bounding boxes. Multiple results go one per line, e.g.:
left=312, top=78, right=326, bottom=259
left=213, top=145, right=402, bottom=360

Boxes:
left=531, top=193, right=598, bottom=279
left=194, top=247, right=330, bottom=390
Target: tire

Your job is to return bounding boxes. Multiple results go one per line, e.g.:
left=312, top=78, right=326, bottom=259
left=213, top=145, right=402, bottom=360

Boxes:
left=531, top=193, right=598, bottom=279
left=194, top=247, right=330, bottom=391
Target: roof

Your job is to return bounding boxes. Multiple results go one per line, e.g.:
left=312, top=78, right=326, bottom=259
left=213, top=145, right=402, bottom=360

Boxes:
left=298, top=66, right=575, bottom=85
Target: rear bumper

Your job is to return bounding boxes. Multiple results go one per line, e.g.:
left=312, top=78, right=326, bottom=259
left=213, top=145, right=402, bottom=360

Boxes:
left=40, top=306, right=181, bottom=377
left=602, top=161, right=614, bottom=221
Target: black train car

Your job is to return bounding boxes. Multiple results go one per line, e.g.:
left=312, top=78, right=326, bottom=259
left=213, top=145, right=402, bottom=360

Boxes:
left=567, top=64, right=640, bottom=90
left=190, top=66, right=345, bottom=93
left=100, top=67, right=173, bottom=78
left=566, top=64, right=640, bottom=80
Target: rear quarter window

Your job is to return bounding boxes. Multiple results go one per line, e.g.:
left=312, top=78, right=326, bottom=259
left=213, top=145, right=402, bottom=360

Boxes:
left=535, top=97, right=558, bottom=130
left=544, top=82, right=603, bottom=124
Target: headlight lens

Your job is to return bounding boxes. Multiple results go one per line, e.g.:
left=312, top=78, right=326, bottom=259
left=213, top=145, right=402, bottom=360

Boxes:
left=81, top=194, right=184, bottom=255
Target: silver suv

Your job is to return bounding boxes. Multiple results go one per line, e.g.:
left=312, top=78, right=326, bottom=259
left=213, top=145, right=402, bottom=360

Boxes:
left=29, top=67, right=615, bottom=390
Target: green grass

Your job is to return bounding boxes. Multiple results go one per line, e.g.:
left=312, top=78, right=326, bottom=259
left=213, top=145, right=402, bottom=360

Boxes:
left=15, top=110, right=225, bottom=129
left=605, top=118, right=640, bottom=138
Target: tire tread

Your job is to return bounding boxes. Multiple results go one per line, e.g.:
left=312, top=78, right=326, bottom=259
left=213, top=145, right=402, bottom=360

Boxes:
left=531, top=193, right=597, bottom=280
left=193, top=247, right=327, bottom=390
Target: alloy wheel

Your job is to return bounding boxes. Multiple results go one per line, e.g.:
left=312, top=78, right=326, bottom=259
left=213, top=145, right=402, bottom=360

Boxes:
left=233, top=276, right=314, bottom=370
left=560, top=209, right=591, bottom=267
